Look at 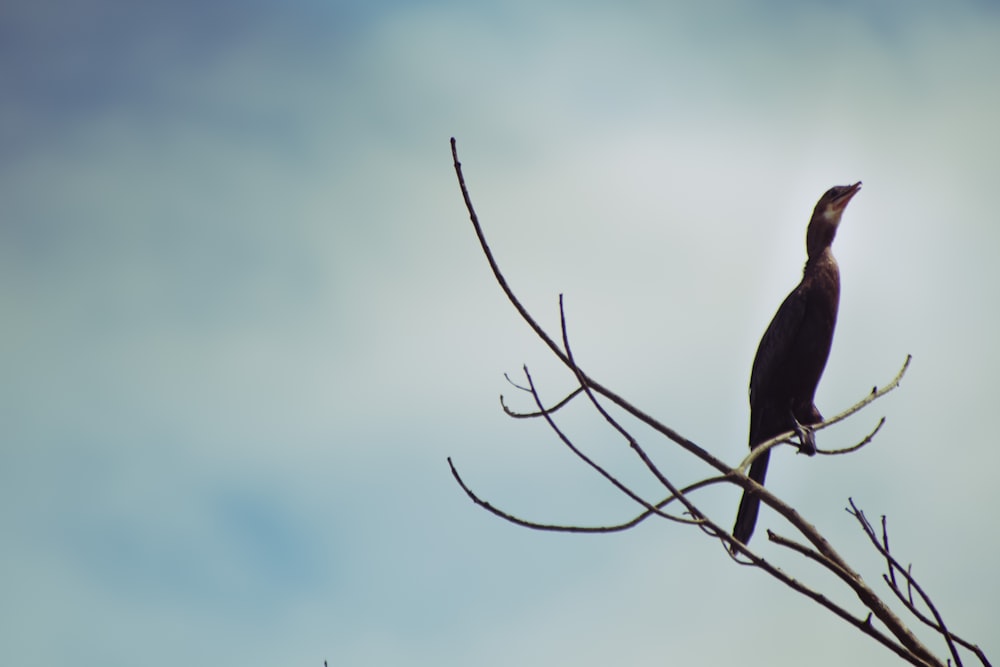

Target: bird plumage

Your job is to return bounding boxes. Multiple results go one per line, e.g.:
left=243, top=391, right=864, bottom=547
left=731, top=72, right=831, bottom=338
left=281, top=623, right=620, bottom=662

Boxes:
left=732, top=182, right=861, bottom=550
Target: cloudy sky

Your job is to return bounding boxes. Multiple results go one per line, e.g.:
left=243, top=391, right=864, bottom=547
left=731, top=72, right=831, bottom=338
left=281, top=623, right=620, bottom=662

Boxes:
left=2, top=1, right=998, bottom=665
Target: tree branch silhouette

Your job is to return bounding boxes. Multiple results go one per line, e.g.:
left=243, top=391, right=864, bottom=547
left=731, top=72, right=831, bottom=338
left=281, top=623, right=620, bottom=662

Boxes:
left=447, top=137, right=990, bottom=667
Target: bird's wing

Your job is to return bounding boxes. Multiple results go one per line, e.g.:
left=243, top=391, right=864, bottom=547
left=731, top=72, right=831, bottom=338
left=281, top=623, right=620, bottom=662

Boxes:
left=748, top=286, right=809, bottom=447
left=749, top=285, right=807, bottom=408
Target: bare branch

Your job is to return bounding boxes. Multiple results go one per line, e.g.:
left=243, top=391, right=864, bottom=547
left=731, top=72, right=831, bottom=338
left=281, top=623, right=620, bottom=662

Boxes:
left=735, top=534, right=932, bottom=667
left=768, top=529, right=850, bottom=577
left=448, top=459, right=732, bottom=534
left=819, top=417, right=886, bottom=456
left=556, top=295, right=707, bottom=526
left=524, top=364, right=696, bottom=525
left=450, top=138, right=729, bottom=474
left=448, top=456, right=636, bottom=533
left=738, top=365, right=904, bottom=471
left=501, top=385, right=584, bottom=418
left=447, top=138, right=986, bottom=667
left=820, top=355, right=912, bottom=430
left=848, top=500, right=991, bottom=667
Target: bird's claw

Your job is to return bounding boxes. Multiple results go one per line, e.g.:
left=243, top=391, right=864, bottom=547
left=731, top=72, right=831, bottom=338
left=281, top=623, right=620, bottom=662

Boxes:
left=790, top=412, right=818, bottom=456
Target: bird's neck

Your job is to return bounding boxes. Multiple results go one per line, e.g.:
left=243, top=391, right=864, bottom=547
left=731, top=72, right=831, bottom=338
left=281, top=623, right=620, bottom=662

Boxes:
left=806, top=215, right=838, bottom=258
left=804, top=246, right=839, bottom=281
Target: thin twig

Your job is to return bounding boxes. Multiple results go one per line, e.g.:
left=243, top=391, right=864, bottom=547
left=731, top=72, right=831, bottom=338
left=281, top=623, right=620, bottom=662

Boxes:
left=727, top=542, right=932, bottom=667
left=768, top=530, right=853, bottom=580
left=738, top=387, right=896, bottom=472
left=848, top=500, right=988, bottom=667
left=448, top=460, right=732, bottom=534
left=448, top=456, right=636, bottom=533
left=523, top=365, right=694, bottom=525
left=819, top=417, right=886, bottom=456
left=556, top=295, right=706, bottom=525
left=450, top=138, right=729, bottom=474
left=501, top=386, right=584, bottom=418
left=821, top=356, right=911, bottom=430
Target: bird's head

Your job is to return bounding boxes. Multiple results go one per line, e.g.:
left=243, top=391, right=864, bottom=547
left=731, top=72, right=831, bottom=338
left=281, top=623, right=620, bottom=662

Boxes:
left=807, top=181, right=861, bottom=257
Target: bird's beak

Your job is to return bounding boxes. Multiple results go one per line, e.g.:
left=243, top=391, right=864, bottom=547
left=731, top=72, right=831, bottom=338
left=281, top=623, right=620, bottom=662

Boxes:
left=832, top=182, right=862, bottom=211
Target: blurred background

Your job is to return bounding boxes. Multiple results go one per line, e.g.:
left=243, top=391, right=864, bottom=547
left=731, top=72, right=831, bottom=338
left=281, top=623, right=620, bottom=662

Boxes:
left=1, top=1, right=997, bottom=665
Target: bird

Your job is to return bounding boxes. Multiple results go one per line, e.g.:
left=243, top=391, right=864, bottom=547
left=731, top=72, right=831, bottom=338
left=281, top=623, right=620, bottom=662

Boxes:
left=731, top=181, right=862, bottom=550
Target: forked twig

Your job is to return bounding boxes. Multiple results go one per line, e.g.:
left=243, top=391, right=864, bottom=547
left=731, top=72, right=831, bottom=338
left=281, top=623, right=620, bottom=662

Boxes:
left=848, top=500, right=991, bottom=667
left=501, top=385, right=584, bottom=418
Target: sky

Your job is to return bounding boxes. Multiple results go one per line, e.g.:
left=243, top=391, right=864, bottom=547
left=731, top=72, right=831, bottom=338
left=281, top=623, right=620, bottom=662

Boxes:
left=2, top=1, right=998, bottom=665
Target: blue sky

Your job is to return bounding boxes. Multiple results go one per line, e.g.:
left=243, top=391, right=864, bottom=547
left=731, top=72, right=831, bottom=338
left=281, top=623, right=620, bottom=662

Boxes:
left=2, top=1, right=998, bottom=665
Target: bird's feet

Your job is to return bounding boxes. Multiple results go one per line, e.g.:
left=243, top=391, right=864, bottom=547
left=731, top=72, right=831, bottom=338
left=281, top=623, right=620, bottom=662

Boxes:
left=790, top=412, right=818, bottom=456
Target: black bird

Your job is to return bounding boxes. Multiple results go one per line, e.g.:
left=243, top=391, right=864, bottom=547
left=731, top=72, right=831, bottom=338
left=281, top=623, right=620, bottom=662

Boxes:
left=732, top=182, right=862, bottom=549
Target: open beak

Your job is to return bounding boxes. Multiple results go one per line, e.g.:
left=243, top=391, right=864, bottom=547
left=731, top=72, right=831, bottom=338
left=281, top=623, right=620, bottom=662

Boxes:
left=833, top=181, right=862, bottom=211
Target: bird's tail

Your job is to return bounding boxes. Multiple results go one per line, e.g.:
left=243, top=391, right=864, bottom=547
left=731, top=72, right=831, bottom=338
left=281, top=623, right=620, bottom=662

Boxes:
left=732, top=448, right=771, bottom=551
